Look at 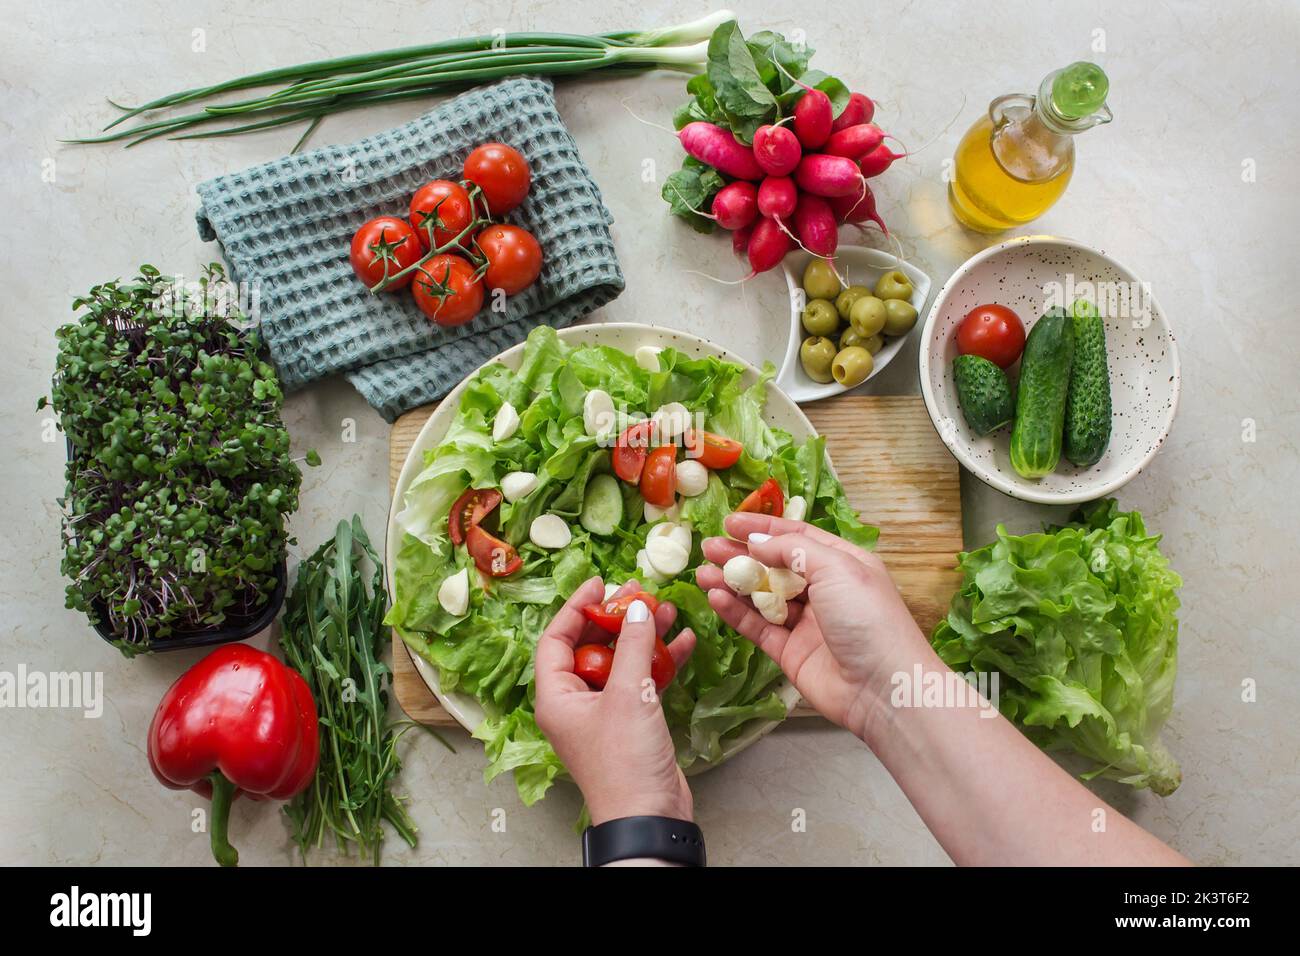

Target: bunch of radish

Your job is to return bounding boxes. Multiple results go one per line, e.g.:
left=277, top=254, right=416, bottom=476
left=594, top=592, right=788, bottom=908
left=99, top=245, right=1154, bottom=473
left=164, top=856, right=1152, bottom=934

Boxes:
left=676, top=89, right=902, bottom=276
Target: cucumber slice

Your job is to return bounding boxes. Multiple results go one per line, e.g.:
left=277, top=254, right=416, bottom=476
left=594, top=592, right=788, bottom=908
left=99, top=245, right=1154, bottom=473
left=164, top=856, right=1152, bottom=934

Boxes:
left=579, top=474, right=623, bottom=536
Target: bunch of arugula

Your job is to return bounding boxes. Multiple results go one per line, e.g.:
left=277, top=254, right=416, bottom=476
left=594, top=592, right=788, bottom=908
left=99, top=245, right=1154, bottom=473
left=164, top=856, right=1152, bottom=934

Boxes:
left=281, top=517, right=429, bottom=863
left=42, top=264, right=302, bottom=655
left=663, top=19, right=850, bottom=232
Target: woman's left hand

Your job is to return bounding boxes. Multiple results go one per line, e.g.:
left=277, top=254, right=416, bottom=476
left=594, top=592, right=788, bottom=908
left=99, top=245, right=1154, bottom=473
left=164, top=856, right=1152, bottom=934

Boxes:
left=534, top=577, right=697, bottom=826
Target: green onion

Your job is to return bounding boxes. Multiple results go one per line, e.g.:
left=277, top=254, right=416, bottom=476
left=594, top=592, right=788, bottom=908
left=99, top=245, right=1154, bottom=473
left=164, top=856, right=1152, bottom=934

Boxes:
left=71, top=11, right=730, bottom=149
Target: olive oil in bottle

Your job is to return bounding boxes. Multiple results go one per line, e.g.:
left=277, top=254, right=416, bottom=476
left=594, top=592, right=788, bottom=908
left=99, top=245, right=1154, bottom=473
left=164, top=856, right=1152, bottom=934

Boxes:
left=949, top=62, right=1112, bottom=233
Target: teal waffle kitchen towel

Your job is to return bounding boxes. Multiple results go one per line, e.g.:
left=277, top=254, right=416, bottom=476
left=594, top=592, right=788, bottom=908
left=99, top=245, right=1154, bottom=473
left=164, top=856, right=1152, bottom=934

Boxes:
left=195, top=77, right=623, bottom=421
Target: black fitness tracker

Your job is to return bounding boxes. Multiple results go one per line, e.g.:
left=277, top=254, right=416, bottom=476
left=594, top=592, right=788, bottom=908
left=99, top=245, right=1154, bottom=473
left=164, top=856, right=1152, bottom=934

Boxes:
left=581, top=815, right=706, bottom=867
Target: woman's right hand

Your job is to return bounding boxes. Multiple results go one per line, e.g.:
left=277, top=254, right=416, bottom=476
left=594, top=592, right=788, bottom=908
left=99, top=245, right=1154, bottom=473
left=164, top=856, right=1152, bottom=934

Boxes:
left=697, top=512, right=932, bottom=740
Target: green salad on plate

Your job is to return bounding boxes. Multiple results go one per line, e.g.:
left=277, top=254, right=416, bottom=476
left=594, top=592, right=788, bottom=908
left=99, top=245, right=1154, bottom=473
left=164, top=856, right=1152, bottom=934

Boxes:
left=386, top=326, right=876, bottom=805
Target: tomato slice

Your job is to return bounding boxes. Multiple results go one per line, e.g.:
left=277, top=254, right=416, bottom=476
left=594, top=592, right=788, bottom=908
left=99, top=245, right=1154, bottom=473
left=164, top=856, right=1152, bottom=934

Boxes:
left=610, top=636, right=678, bottom=692
left=573, top=644, right=614, bottom=689
left=737, top=478, right=784, bottom=517
left=465, top=524, right=522, bottom=577
left=581, top=591, right=662, bottom=635
left=448, top=487, right=502, bottom=545
left=685, top=430, right=744, bottom=470
left=640, top=445, right=677, bottom=508
left=613, top=421, right=655, bottom=484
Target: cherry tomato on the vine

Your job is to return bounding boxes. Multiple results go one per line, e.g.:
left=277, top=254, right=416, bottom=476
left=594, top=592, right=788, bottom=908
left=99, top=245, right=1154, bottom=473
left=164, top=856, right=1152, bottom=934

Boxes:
left=462, top=143, right=531, bottom=216
left=408, top=179, right=475, bottom=251
left=411, top=254, right=484, bottom=327
left=349, top=217, right=421, bottom=290
left=475, top=224, right=543, bottom=295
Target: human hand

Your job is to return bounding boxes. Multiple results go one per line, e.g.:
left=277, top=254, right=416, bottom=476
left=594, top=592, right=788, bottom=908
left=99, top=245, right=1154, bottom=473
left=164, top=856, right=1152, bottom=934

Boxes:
left=534, top=577, right=697, bottom=825
left=697, top=513, right=931, bottom=741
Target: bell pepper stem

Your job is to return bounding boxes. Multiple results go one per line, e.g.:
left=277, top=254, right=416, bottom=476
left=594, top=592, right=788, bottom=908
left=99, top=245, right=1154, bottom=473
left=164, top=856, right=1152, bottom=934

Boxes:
left=207, top=771, right=239, bottom=867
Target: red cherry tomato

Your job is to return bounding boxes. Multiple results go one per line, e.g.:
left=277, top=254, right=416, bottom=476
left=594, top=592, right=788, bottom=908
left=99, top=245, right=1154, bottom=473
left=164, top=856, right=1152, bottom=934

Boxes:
left=465, top=524, right=522, bottom=577
left=611, top=636, right=678, bottom=692
left=412, top=254, right=485, bottom=327
left=581, top=591, right=662, bottom=635
left=476, top=224, right=543, bottom=295
left=956, top=304, right=1026, bottom=369
left=574, top=644, right=614, bottom=689
left=737, top=478, right=784, bottom=516
left=447, top=487, right=502, bottom=546
left=462, top=143, right=532, bottom=216
left=349, top=217, right=422, bottom=289
left=408, top=179, right=475, bottom=251
left=684, top=430, right=744, bottom=470
left=613, top=421, right=655, bottom=484
left=640, top=445, right=677, bottom=508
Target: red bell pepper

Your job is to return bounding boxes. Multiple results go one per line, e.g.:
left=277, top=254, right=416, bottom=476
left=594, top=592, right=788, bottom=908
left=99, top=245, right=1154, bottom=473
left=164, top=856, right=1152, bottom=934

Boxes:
left=147, top=643, right=319, bottom=867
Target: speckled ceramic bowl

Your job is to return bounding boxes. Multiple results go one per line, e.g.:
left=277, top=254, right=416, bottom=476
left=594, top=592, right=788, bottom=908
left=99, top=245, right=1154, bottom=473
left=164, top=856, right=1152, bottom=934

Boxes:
left=919, top=236, right=1180, bottom=505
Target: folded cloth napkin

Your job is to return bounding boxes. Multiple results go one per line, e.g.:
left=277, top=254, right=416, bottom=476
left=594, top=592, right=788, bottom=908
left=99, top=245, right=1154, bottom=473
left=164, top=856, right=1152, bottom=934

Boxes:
left=196, top=77, right=623, bottom=421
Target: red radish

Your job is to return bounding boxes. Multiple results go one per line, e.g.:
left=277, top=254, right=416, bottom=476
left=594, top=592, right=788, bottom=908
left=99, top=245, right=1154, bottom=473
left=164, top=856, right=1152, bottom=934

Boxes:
left=757, top=176, right=798, bottom=220
left=732, top=224, right=753, bottom=257
left=795, top=153, right=865, bottom=198
left=711, top=181, right=758, bottom=230
left=747, top=217, right=793, bottom=274
left=752, top=124, right=802, bottom=177
left=679, top=122, right=764, bottom=180
left=793, top=193, right=838, bottom=257
left=831, top=184, right=888, bottom=233
left=858, top=143, right=907, bottom=178
left=832, top=92, right=876, bottom=131
left=825, top=124, right=885, bottom=160
left=793, top=89, right=833, bottom=149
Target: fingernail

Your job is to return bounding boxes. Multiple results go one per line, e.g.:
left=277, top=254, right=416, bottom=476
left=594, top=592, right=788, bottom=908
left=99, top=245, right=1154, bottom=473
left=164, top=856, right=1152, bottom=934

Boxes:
left=748, top=532, right=772, bottom=544
left=625, top=599, right=649, bottom=624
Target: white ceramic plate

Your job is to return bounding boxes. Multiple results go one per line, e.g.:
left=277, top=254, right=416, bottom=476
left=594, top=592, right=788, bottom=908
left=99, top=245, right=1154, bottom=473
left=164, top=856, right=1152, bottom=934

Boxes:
left=777, top=245, right=932, bottom=402
left=385, top=323, right=806, bottom=773
left=919, top=235, right=1180, bottom=505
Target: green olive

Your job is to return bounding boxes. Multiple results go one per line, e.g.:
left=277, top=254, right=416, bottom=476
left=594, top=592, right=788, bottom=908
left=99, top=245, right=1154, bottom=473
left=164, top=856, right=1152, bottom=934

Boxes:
left=882, top=298, right=919, bottom=336
left=802, top=259, right=842, bottom=300
left=849, top=295, right=887, bottom=337
left=834, top=285, right=871, bottom=321
left=801, top=299, right=841, bottom=337
left=863, top=333, right=884, bottom=354
left=832, top=346, right=874, bottom=388
left=799, top=335, right=838, bottom=383
left=873, top=270, right=914, bottom=301
left=839, top=327, right=867, bottom=350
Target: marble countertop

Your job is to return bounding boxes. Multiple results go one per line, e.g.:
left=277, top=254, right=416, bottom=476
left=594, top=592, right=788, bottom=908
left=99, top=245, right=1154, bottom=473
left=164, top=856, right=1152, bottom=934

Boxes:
left=3, top=0, right=1297, bottom=866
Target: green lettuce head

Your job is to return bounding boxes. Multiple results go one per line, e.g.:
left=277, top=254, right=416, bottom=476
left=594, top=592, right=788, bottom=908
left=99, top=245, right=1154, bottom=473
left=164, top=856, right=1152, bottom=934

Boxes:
left=931, top=499, right=1183, bottom=795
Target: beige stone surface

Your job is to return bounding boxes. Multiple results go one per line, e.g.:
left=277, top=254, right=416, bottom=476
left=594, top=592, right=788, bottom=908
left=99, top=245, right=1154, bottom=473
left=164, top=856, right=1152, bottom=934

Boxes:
left=2, top=0, right=1296, bottom=866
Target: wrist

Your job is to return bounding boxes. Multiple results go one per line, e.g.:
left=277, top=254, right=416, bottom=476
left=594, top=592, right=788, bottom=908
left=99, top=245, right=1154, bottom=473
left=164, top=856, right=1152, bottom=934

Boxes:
left=847, top=638, right=944, bottom=749
left=589, top=792, right=693, bottom=827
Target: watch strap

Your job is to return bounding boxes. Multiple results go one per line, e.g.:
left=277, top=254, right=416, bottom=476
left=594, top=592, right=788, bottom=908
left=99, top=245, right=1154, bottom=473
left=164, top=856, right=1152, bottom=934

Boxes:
left=582, top=815, right=706, bottom=867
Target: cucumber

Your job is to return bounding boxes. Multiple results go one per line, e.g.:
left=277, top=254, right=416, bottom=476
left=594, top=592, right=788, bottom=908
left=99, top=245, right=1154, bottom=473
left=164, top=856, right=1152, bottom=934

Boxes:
left=579, top=473, right=623, bottom=536
left=952, top=355, right=1015, bottom=435
left=1009, top=307, right=1074, bottom=479
left=1064, top=299, right=1112, bottom=466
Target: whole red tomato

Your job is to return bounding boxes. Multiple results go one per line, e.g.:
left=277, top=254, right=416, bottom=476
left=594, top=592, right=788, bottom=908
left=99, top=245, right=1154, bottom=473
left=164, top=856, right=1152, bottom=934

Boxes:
left=476, top=224, right=542, bottom=294
left=411, top=254, right=484, bottom=326
left=956, top=304, right=1026, bottom=368
left=463, top=143, right=531, bottom=216
left=408, top=179, right=475, bottom=251
left=349, top=217, right=421, bottom=290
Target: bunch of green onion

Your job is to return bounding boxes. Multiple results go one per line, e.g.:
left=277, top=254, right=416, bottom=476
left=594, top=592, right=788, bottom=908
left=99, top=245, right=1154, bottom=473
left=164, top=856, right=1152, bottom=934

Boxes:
left=73, top=11, right=730, bottom=149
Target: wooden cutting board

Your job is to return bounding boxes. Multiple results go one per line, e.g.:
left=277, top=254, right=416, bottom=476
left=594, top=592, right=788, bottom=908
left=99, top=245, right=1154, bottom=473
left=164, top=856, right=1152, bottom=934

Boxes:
left=388, top=395, right=963, bottom=727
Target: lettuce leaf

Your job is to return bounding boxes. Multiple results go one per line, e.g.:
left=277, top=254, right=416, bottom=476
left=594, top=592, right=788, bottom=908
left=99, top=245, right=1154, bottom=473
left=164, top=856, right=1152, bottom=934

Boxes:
left=389, top=325, right=877, bottom=805
left=931, top=499, right=1183, bottom=795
